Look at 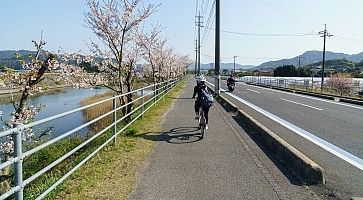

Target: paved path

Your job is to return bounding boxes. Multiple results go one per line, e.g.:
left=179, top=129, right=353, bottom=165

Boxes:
left=129, top=79, right=317, bottom=200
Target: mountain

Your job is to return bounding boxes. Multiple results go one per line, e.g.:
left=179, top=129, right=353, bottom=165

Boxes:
left=188, top=62, right=255, bottom=71
left=0, top=50, right=47, bottom=70
left=256, top=50, right=363, bottom=71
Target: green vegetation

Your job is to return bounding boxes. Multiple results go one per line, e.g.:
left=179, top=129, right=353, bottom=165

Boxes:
left=274, top=59, right=363, bottom=78
left=234, top=71, right=251, bottom=77
left=78, top=61, right=100, bottom=73
left=15, top=77, right=187, bottom=199
left=274, top=65, right=310, bottom=77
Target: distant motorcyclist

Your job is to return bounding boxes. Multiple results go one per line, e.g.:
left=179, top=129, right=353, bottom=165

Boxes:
left=227, top=74, right=236, bottom=92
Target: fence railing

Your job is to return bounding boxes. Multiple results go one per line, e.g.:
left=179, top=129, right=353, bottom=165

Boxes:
left=238, top=76, right=363, bottom=98
left=0, top=77, right=182, bottom=200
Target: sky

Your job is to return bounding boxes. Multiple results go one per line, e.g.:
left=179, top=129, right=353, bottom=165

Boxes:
left=1, top=0, right=363, bottom=66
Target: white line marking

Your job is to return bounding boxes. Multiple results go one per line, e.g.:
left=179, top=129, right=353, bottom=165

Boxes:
left=281, top=98, right=323, bottom=111
left=244, top=83, right=363, bottom=110
left=246, top=88, right=260, bottom=93
left=207, top=81, right=363, bottom=171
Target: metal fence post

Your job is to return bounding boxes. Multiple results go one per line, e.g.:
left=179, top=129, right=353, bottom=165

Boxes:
left=112, top=96, right=117, bottom=145
left=294, top=79, right=297, bottom=90
left=285, top=79, right=287, bottom=88
left=154, top=83, right=157, bottom=105
left=13, top=125, right=23, bottom=200
left=141, top=89, right=144, bottom=118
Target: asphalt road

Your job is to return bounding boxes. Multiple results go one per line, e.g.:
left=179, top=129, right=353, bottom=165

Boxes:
left=129, top=79, right=317, bottom=200
left=208, top=77, right=363, bottom=198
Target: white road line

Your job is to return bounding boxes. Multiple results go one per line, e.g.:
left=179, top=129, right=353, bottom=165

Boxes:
left=246, top=88, right=260, bottom=94
left=281, top=98, right=323, bottom=111
left=243, top=83, right=363, bottom=110
left=207, top=81, right=363, bottom=171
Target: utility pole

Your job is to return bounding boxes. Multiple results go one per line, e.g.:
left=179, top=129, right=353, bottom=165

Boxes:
left=215, top=0, right=220, bottom=94
left=298, top=56, right=301, bottom=77
left=319, top=24, right=333, bottom=93
left=196, top=12, right=203, bottom=75
left=195, top=39, right=197, bottom=75
left=233, top=56, right=237, bottom=75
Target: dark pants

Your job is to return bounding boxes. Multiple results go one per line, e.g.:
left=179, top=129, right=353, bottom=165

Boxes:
left=194, top=100, right=210, bottom=124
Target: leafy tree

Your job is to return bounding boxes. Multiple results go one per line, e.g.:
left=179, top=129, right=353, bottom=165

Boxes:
left=79, top=61, right=99, bottom=73
left=274, top=65, right=297, bottom=77
left=222, top=69, right=229, bottom=75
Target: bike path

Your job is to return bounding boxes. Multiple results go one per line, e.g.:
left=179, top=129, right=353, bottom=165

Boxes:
left=129, top=79, right=316, bottom=200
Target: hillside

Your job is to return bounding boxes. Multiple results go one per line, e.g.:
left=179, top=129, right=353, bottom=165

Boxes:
left=257, top=50, right=363, bottom=70
left=0, top=50, right=48, bottom=70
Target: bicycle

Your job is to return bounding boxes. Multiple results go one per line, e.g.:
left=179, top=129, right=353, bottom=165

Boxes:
left=198, top=107, right=206, bottom=139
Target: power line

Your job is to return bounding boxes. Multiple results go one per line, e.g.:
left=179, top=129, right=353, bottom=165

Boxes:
left=223, top=55, right=286, bottom=60
left=202, top=53, right=285, bottom=61
left=334, top=35, right=363, bottom=42
left=201, top=0, right=216, bottom=45
left=201, top=0, right=211, bottom=20
left=258, top=0, right=307, bottom=28
left=193, top=0, right=199, bottom=46
left=220, top=29, right=318, bottom=37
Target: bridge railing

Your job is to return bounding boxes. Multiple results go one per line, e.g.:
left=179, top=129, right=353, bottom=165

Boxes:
left=0, top=77, right=182, bottom=200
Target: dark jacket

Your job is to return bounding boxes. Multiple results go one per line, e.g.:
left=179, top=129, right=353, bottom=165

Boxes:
left=192, top=84, right=207, bottom=102
left=227, top=77, right=235, bottom=85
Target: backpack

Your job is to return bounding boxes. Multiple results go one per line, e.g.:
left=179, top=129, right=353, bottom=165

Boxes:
left=200, top=88, right=214, bottom=107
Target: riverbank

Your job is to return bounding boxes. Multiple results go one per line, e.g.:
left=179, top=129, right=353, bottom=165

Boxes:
left=6, top=78, right=186, bottom=199
left=50, top=78, right=186, bottom=199
left=0, top=85, right=69, bottom=104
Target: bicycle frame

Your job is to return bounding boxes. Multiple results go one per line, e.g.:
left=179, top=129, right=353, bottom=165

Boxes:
left=198, top=107, right=206, bottom=138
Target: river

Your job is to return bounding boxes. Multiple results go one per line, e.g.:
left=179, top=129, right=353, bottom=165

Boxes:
left=0, top=87, right=110, bottom=139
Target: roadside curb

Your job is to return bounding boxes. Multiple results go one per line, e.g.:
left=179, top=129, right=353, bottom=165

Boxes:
left=245, top=82, right=363, bottom=106
left=210, top=87, right=325, bottom=185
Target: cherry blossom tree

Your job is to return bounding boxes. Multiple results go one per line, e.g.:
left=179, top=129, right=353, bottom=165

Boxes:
left=0, top=37, right=98, bottom=192
left=137, top=24, right=163, bottom=84
left=326, top=73, right=354, bottom=96
left=85, top=0, right=158, bottom=117
left=138, top=25, right=190, bottom=83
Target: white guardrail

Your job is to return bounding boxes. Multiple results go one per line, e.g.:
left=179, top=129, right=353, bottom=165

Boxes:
left=0, top=77, right=182, bottom=200
left=235, top=76, right=363, bottom=95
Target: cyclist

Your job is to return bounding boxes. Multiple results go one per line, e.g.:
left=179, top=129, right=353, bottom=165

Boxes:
left=227, top=74, right=236, bottom=92
left=192, top=76, right=210, bottom=129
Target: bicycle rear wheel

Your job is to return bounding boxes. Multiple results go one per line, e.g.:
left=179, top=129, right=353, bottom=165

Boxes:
left=199, top=110, right=206, bottom=139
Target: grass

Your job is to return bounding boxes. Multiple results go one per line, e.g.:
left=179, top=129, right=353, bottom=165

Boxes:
left=43, top=78, right=187, bottom=199
left=1, top=79, right=185, bottom=199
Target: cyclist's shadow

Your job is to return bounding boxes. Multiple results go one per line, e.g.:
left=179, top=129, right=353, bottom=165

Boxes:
left=141, top=127, right=203, bottom=144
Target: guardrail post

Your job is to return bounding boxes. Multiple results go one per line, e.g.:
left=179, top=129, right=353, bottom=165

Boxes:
left=13, top=124, right=23, bottom=200
left=294, top=79, right=297, bottom=90
left=141, top=89, right=144, bottom=118
left=112, top=96, right=117, bottom=145
left=285, top=79, right=287, bottom=88
left=154, top=83, right=157, bottom=106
